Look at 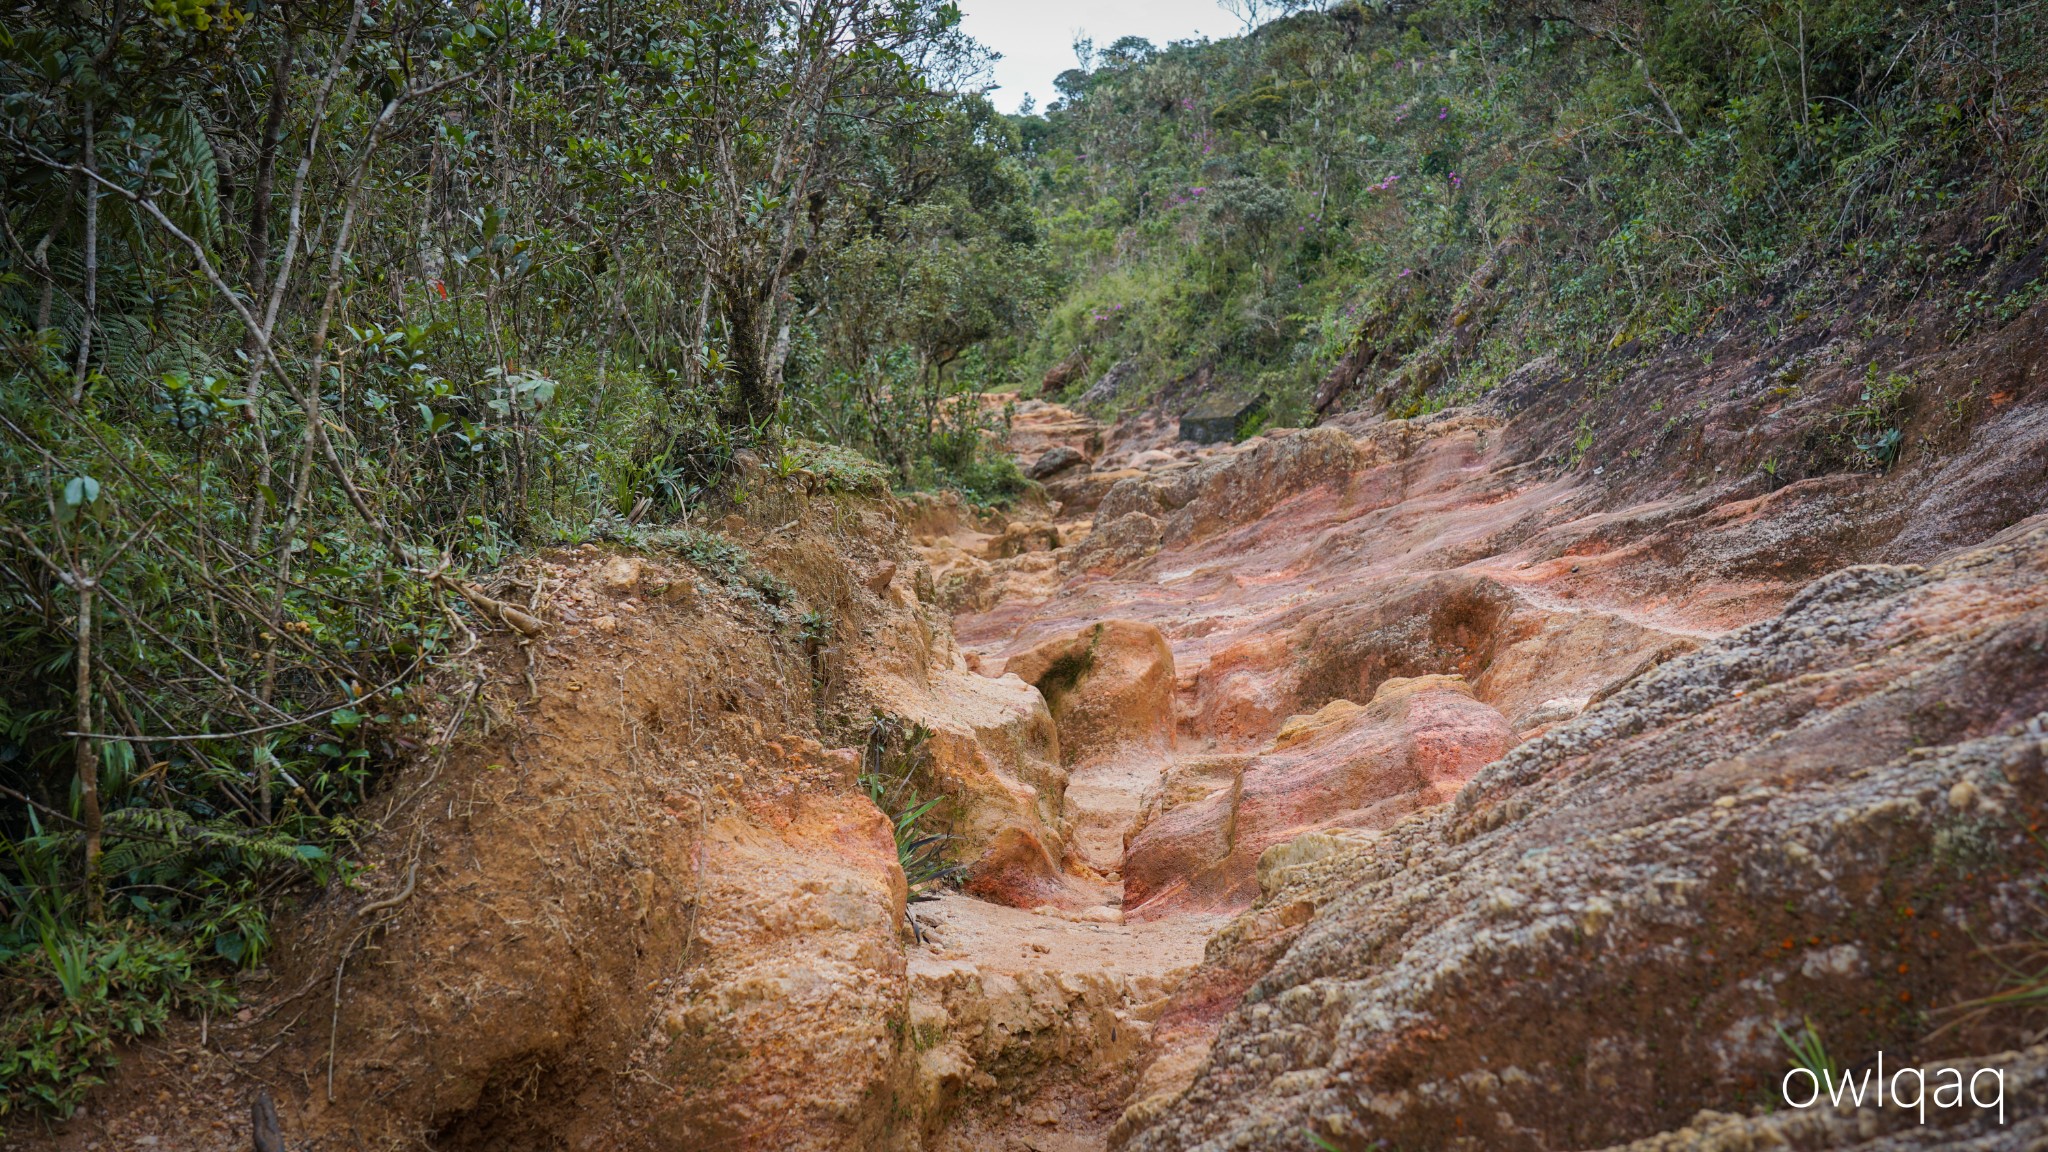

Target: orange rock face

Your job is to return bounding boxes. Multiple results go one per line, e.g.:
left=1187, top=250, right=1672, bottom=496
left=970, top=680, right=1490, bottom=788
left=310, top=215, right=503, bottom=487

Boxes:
left=1002, top=620, right=1176, bottom=767
left=1003, top=620, right=1177, bottom=878
left=1122, top=675, right=1514, bottom=916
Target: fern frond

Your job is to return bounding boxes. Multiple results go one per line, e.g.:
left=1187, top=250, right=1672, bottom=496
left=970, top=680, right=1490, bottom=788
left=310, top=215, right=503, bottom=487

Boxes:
left=156, top=102, right=224, bottom=249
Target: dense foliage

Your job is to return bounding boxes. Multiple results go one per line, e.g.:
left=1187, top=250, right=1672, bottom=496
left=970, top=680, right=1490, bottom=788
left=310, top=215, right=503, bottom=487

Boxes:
left=1020, top=0, right=2048, bottom=423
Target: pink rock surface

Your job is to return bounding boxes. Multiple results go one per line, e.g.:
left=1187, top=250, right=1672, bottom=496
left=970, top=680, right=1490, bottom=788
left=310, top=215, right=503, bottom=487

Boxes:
left=1123, top=675, right=1514, bottom=917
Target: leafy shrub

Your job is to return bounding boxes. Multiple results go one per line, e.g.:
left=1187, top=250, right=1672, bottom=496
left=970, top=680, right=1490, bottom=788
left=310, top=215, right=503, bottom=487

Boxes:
left=0, top=871, right=231, bottom=1117
left=857, top=715, right=962, bottom=902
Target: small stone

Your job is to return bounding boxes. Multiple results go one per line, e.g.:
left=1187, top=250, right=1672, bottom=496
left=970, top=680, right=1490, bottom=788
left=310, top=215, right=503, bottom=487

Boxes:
left=597, top=555, right=643, bottom=593
left=1949, top=779, right=1978, bottom=810
left=1027, top=445, right=1087, bottom=480
left=1581, top=897, right=1615, bottom=936
left=1484, top=888, right=1527, bottom=917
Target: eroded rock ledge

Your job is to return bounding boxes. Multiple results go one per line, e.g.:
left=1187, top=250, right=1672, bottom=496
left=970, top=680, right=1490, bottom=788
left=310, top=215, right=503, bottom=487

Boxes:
left=1115, top=528, right=2048, bottom=1150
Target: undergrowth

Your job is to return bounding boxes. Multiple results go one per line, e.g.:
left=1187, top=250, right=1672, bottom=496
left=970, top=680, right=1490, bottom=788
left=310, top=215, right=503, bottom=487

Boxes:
left=1019, top=0, right=2048, bottom=422
left=858, top=714, right=962, bottom=902
left=0, top=833, right=234, bottom=1116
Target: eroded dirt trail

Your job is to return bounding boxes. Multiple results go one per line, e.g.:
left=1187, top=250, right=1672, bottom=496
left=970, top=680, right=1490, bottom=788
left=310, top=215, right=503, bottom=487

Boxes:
left=901, top=382, right=2048, bottom=1150
left=893, top=400, right=1809, bottom=1148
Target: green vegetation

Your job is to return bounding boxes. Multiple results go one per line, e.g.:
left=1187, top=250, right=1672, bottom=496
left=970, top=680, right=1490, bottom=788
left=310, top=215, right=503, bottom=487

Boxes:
left=1776, top=1015, right=1838, bottom=1103
left=1837, top=366, right=1915, bottom=470
left=0, top=0, right=1032, bottom=1114
left=1017, top=1, right=2047, bottom=424
left=1, top=906, right=230, bottom=1116
left=857, top=714, right=960, bottom=902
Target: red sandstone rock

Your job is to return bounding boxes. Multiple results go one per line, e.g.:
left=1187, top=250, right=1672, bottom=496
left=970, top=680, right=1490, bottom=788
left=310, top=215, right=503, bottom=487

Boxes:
left=1003, top=621, right=1178, bottom=875
left=1123, top=674, right=1514, bottom=917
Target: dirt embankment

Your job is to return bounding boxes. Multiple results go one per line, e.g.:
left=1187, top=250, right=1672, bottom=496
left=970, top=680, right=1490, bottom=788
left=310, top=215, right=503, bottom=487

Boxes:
left=28, top=294, right=2048, bottom=1152
left=25, top=469, right=1062, bottom=1151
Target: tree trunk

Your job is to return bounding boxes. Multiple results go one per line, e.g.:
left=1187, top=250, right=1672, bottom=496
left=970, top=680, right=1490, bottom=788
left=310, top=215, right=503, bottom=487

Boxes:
left=71, top=101, right=97, bottom=405
left=246, top=35, right=295, bottom=314
left=33, top=229, right=55, bottom=333
left=720, top=279, right=775, bottom=427
left=74, top=581, right=102, bottom=916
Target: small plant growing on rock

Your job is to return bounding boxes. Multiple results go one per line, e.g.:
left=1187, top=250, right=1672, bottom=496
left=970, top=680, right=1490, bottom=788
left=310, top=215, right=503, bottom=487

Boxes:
left=858, top=715, right=962, bottom=902
left=1928, top=942, right=2048, bottom=1042
left=1776, top=1016, right=1837, bottom=1103
left=1568, top=416, right=1595, bottom=468
left=1837, top=366, right=1915, bottom=471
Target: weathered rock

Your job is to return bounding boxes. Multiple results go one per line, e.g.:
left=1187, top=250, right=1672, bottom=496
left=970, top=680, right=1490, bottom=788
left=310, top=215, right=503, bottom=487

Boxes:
left=877, top=667, right=1072, bottom=908
left=1004, top=621, right=1177, bottom=873
left=900, top=893, right=1225, bottom=1149
left=1153, top=426, right=1369, bottom=548
left=1027, top=445, right=1088, bottom=481
left=1067, top=510, right=1165, bottom=575
left=1003, top=621, right=1176, bottom=766
left=1122, top=674, right=1514, bottom=917
left=649, top=791, right=910, bottom=1150
left=982, top=520, right=1060, bottom=560
left=1046, top=467, right=1145, bottom=519
left=1115, top=527, right=2048, bottom=1152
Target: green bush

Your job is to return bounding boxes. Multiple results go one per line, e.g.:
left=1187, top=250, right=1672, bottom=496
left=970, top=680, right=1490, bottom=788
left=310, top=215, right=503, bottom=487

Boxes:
left=0, top=862, right=231, bottom=1117
left=1014, top=0, right=2048, bottom=418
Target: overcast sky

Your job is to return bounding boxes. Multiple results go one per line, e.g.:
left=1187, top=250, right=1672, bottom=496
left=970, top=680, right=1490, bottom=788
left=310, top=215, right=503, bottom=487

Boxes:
left=959, top=1, right=1231, bottom=113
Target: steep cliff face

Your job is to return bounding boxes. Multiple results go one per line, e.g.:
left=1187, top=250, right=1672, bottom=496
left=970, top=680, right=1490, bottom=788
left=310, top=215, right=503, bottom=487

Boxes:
left=31, top=299, right=2048, bottom=1152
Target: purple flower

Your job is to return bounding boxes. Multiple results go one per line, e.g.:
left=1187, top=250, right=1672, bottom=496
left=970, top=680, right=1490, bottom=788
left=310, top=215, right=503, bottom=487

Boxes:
left=1438, top=108, right=1449, bottom=120
left=1398, top=267, right=1413, bottom=278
